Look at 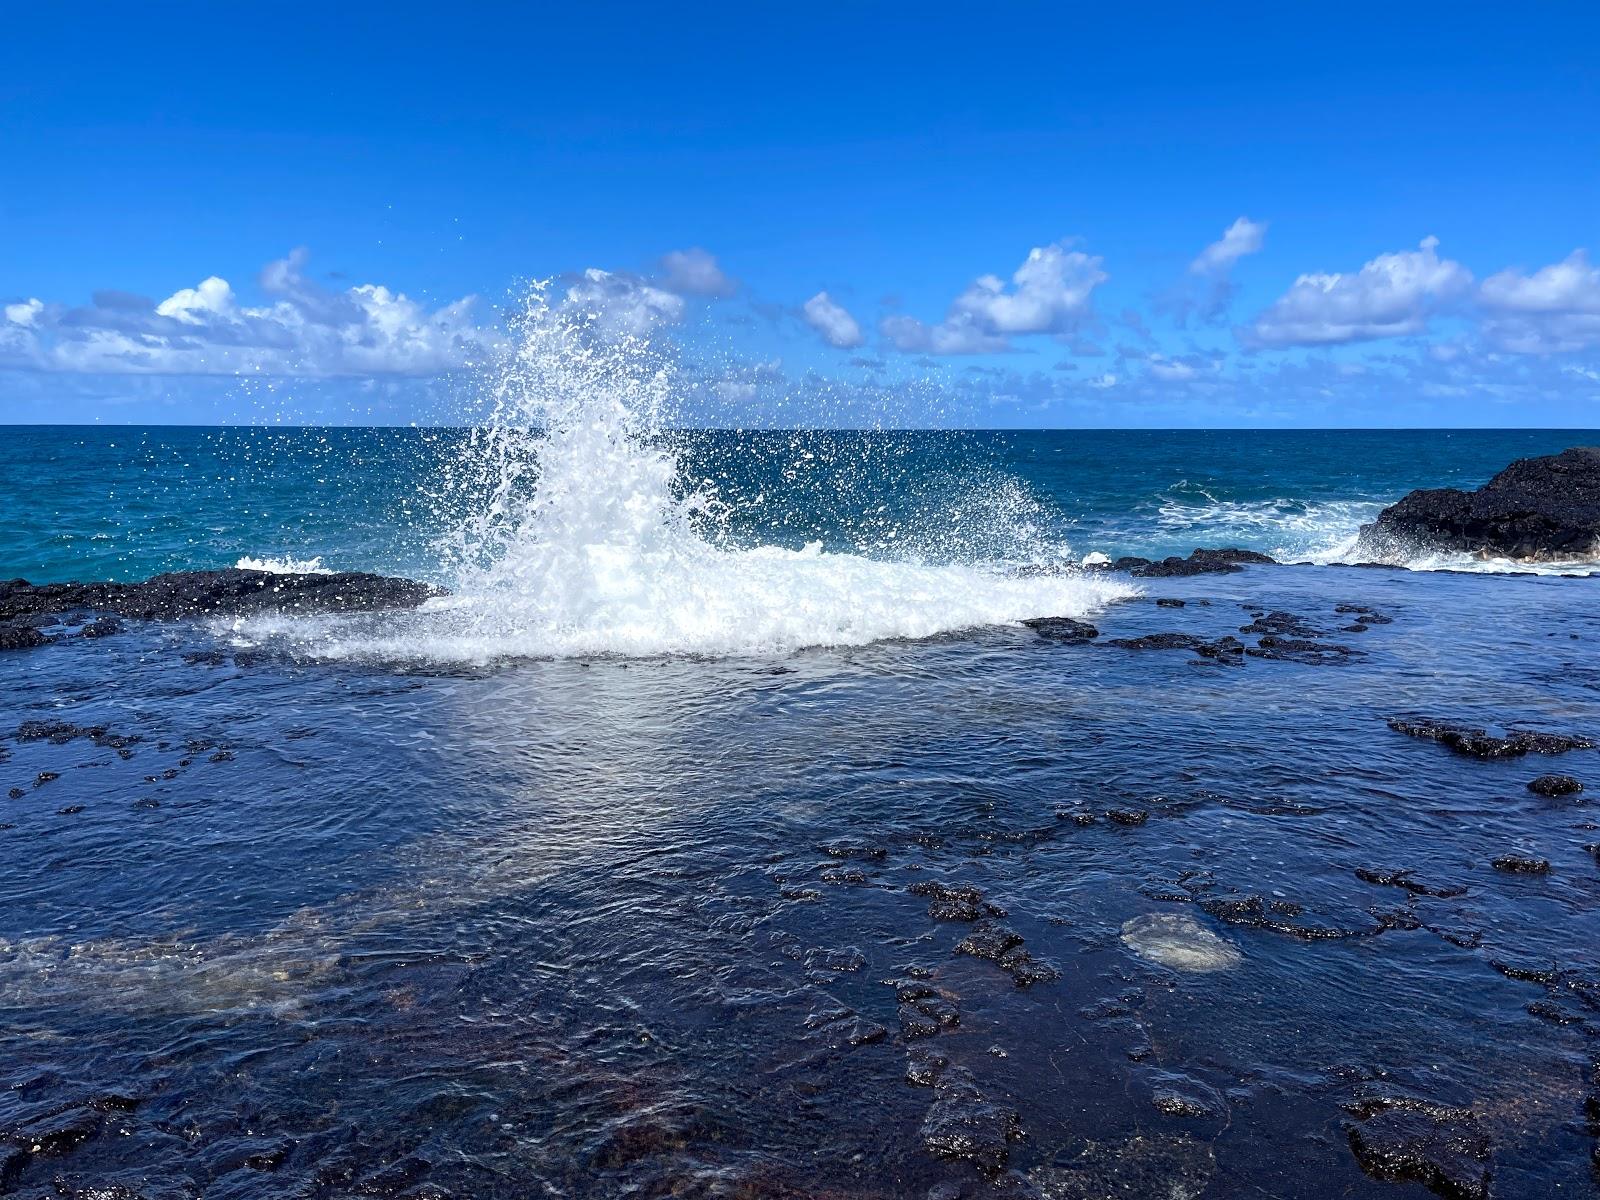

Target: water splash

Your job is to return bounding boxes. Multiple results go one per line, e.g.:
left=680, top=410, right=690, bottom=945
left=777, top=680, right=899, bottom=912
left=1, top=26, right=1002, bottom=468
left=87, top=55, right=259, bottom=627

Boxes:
left=234, top=286, right=1133, bottom=662
left=235, top=554, right=334, bottom=575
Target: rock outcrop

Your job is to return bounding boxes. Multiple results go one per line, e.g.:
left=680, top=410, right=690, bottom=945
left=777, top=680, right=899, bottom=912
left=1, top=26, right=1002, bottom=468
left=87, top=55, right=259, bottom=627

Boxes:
left=0, top=569, right=438, bottom=650
left=1357, top=447, right=1600, bottom=563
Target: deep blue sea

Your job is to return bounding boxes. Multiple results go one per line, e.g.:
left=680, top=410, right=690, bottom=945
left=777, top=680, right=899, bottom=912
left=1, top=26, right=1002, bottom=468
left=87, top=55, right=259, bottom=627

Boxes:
left=2, top=422, right=1599, bottom=1198
left=4, top=426, right=1598, bottom=584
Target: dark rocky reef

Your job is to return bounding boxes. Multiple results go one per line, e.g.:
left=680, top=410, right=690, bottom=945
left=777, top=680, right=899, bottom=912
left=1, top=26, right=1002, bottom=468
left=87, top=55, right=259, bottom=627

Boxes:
left=1020, top=616, right=1099, bottom=644
left=1357, top=446, right=1600, bottom=563
left=1088, top=547, right=1277, bottom=578
left=0, top=569, right=438, bottom=649
left=1388, top=717, right=1595, bottom=761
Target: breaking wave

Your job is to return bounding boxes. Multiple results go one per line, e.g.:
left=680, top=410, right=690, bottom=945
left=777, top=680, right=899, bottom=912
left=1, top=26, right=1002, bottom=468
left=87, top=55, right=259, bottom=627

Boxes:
left=231, top=288, right=1133, bottom=662
left=235, top=554, right=335, bottom=575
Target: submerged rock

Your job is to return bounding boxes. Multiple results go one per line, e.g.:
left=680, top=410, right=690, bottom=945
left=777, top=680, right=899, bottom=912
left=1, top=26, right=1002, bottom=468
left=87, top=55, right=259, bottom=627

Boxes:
left=1528, top=774, right=1583, bottom=797
left=1246, top=635, right=1359, bottom=665
left=1388, top=717, right=1595, bottom=760
left=1353, top=868, right=1466, bottom=898
left=1356, top=446, right=1600, bottom=563
left=1491, top=854, right=1551, bottom=875
left=1021, top=617, right=1099, bottom=644
left=1119, top=913, right=1242, bottom=972
left=0, top=569, right=439, bottom=625
left=919, top=1065, right=1024, bottom=1176
left=908, top=880, right=1005, bottom=921
left=1238, top=610, right=1323, bottom=637
left=954, top=922, right=1059, bottom=987
left=1151, top=1089, right=1216, bottom=1119
left=0, top=622, right=51, bottom=651
left=1106, top=632, right=1247, bottom=665
left=1345, top=1096, right=1492, bottom=1200
left=1105, top=548, right=1277, bottom=578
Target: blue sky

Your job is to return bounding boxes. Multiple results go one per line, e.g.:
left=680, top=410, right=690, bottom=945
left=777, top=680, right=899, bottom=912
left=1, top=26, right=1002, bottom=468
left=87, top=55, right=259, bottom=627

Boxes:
left=2, top=2, right=1597, bottom=427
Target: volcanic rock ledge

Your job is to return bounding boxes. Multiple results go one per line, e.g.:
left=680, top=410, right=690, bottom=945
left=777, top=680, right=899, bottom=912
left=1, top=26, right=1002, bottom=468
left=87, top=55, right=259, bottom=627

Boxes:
left=1356, top=446, right=1600, bottom=563
left=0, top=569, right=438, bottom=649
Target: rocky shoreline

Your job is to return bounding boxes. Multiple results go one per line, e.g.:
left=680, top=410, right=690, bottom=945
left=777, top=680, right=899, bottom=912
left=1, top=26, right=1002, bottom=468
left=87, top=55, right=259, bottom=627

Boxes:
left=1357, top=446, right=1600, bottom=564
left=0, top=569, right=439, bottom=650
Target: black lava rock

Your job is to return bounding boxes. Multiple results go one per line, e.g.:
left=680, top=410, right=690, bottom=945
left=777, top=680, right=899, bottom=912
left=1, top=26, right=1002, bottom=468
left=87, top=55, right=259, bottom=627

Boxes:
left=0, top=621, right=51, bottom=651
left=0, top=569, right=439, bottom=625
left=1106, top=632, right=1246, bottom=665
left=1246, top=635, right=1358, bottom=665
left=1357, top=446, right=1600, bottom=562
left=1528, top=774, right=1583, bottom=797
left=1388, top=717, right=1595, bottom=760
left=920, top=1066, right=1024, bottom=1176
left=1345, top=1097, right=1491, bottom=1200
left=1113, top=548, right=1277, bottom=578
left=1238, top=611, right=1323, bottom=637
left=1491, top=854, right=1551, bottom=874
left=1021, top=616, right=1099, bottom=644
left=1354, top=868, right=1466, bottom=898
left=908, top=880, right=1005, bottom=921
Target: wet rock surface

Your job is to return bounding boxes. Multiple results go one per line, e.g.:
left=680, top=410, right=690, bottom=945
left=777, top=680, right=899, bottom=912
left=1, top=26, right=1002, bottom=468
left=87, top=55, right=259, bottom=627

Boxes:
left=919, top=1066, right=1024, bottom=1177
left=1528, top=774, right=1583, bottom=797
left=1345, top=1096, right=1492, bottom=1200
left=0, top=569, right=438, bottom=628
left=1388, top=717, right=1596, bottom=760
left=1357, top=445, right=1600, bottom=562
left=1020, top=617, right=1098, bottom=644
left=1091, top=547, right=1277, bottom=578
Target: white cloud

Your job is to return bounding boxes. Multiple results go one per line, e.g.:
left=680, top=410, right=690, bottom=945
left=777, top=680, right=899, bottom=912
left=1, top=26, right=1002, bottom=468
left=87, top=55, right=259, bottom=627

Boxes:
left=1480, top=250, right=1600, bottom=312
left=564, top=268, right=686, bottom=338
left=0, top=249, right=492, bottom=376
left=802, top=291, right=865, bottom=349
left=4, top=298, right=46, bottom=327
left=1478, top=249, right=1600, bottom=353
left=1190, top=217, right=1267, bottom=277
left=1244, top=236, right=1472, bottom=347
left=880, top=312, right=1009, bottom=355
left=156, top=275, right=238, bottom=323
left=880, top=241, right=1108, bottom=355
left=658, top=247, right=737, bottom=297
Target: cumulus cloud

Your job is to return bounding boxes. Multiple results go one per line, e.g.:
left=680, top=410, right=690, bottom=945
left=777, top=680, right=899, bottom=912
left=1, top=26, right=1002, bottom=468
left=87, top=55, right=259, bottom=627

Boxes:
left=2, top=249, right=491, bottom=376
left=1191, top=217, right=1267, bottom=277
left=1243, top=236, right=1472, bottom=347
left=1478, top=249, right=1600, bottom=353
left=564, top=268, right=686, bottom=338
left=802, top=291, right=865, bottom=349
left=880, top=241, right=1108, bottom=355
left=658, top=247, right=737, bottom=298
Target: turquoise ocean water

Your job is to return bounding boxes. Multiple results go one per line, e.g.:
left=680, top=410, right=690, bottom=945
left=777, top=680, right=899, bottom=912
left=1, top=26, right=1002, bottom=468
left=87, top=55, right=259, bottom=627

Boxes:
left=3, top=426, right=1596, bottom=583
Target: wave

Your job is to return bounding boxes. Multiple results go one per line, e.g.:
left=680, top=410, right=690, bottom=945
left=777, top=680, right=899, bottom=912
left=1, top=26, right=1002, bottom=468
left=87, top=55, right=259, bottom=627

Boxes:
left=1130, top=483, right=1599, bottom=575
left=1151, top=484, right=1385, bottom=563
left=229, top=289, right=1134, bottom=663
left=235, top=554, right=335, bottom=575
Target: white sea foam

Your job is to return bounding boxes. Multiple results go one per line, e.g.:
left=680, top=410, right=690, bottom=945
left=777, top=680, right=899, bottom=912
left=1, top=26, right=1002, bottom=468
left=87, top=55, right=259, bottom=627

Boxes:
left=1153, top=484, right=1385, bottom=563
left=1379, top=550, right=1600, bottom=576
left=1144, top=483, right=1600, bottom=575
left=232, top=287, right=1134, bottom=663
left=236, top=554, right=335, bottom=575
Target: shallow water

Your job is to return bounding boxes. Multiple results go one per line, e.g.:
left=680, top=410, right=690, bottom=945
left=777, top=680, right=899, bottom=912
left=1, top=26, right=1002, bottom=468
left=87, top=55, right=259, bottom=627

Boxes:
left=4, top=563, right=1597, bottom=1197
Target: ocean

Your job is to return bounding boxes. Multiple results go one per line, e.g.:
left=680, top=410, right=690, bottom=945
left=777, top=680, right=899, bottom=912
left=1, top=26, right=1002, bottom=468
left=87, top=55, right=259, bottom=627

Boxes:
left=2, top=308, right=1598, bottom=1197
left=4, top=426, right=1598, bottom=589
